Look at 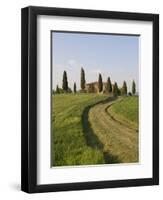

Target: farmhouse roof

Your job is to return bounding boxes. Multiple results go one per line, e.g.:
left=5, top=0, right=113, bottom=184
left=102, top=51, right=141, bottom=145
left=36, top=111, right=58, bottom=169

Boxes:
left=86, top=81, right=107, bottom=85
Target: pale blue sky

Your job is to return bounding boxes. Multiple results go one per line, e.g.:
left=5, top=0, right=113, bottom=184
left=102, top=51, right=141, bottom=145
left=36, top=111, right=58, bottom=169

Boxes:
left=52, top=32, right=139, bottom=92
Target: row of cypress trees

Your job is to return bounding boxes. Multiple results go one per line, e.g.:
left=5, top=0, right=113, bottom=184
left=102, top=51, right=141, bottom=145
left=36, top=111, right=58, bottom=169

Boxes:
left=112, top=80, right=136, bottom=96
left=55, top=67, right=136, bottom=96
left=56, top=68, right=86, bottom=93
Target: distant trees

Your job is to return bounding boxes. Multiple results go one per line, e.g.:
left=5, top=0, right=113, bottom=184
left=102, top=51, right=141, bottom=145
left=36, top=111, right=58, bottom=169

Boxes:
left=106, top=77, right=112, bottom=93
left=56, top=85, right=60, bottom=94
left=112, top=82, right=118, bottom=97
left=67, top=87, right=72, bottom=93
left=62, top=71, right=68, bottom=91
left=132, top=80, right=136, bottom=95
left=73, top=82, right=77, bottom=93
left=121, top=81, right=127, bottom=95
left=98, top=73, right=103, bottom=92
left=54, top=87, right=64, bottom=94
left=57, top=68, right=136, bottom=96
left=81, top=67, right=86, bottom=91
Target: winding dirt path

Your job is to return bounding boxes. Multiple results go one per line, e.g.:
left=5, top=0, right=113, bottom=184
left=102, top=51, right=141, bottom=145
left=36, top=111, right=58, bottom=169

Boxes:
left=88, top=97, right=139, bottom=164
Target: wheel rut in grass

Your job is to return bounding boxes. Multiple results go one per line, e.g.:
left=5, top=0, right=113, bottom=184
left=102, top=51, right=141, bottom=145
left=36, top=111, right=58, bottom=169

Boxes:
left=105, top=100, right=138, bottom=132
left=82, top=97, right=139, bottom=164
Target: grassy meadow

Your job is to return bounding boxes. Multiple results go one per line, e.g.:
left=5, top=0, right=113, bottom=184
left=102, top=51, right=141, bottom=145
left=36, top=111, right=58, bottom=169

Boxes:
left=52, top=93, right=108, bottom=166
left=109, top=96, right=139, bottom=129
left=52, top=94, right=139, bottom=166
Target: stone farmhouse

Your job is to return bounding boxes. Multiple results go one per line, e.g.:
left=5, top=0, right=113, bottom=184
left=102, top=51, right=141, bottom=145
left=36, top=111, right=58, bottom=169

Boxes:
left=85, top=82, right=109, bottom=93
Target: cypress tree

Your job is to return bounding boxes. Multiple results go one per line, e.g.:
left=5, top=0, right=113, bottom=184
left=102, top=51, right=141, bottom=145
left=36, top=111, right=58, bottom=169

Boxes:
left=106, top=77, right=112, bottom=93
left=56, top=84, right=59, bottom=94
left=98, top=73, right=103, bottom=92
left=80, top=67, right=86, bottom=90
left=132, top=80, right=136, bottom=95
left=62, top=70, right=68, bottom=91
left=122, top=81, right=127, bottom=95
left=112, top=82, right=118, bottom=97
left=73, top=82, right=77, bottom=93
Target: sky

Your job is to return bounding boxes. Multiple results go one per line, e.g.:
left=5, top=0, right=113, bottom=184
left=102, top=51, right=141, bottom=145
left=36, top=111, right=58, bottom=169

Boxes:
left=52, top=31, right=139, bottom=92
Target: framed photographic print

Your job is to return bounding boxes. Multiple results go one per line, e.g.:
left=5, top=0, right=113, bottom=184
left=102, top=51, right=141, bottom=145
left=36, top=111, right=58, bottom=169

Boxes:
left=21, top=6, right=159, bottom=193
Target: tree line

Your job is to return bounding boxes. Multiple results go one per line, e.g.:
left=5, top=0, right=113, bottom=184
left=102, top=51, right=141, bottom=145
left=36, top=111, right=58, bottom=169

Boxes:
left=54, top=67, right=136, bottom=96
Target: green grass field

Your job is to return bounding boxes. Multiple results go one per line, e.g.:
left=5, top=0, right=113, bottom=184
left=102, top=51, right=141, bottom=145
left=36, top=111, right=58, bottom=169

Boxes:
left=110, top=96, right=139, bottom=128
left=52, top=93, right=108, bottom=166
left=52, top=94, right=139, bottom=166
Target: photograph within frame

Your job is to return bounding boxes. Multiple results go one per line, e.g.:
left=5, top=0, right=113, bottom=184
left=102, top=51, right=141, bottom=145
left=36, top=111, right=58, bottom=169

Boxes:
left=51, top=30, right=140, bottom=167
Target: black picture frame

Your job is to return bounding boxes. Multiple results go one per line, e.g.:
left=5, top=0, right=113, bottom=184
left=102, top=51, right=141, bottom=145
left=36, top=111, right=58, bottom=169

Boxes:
left=21, top=6, right=159, bottom=193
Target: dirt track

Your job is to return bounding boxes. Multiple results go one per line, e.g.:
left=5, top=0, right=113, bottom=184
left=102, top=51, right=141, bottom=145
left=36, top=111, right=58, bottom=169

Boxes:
left=88, top=98, right=139, bottom=164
